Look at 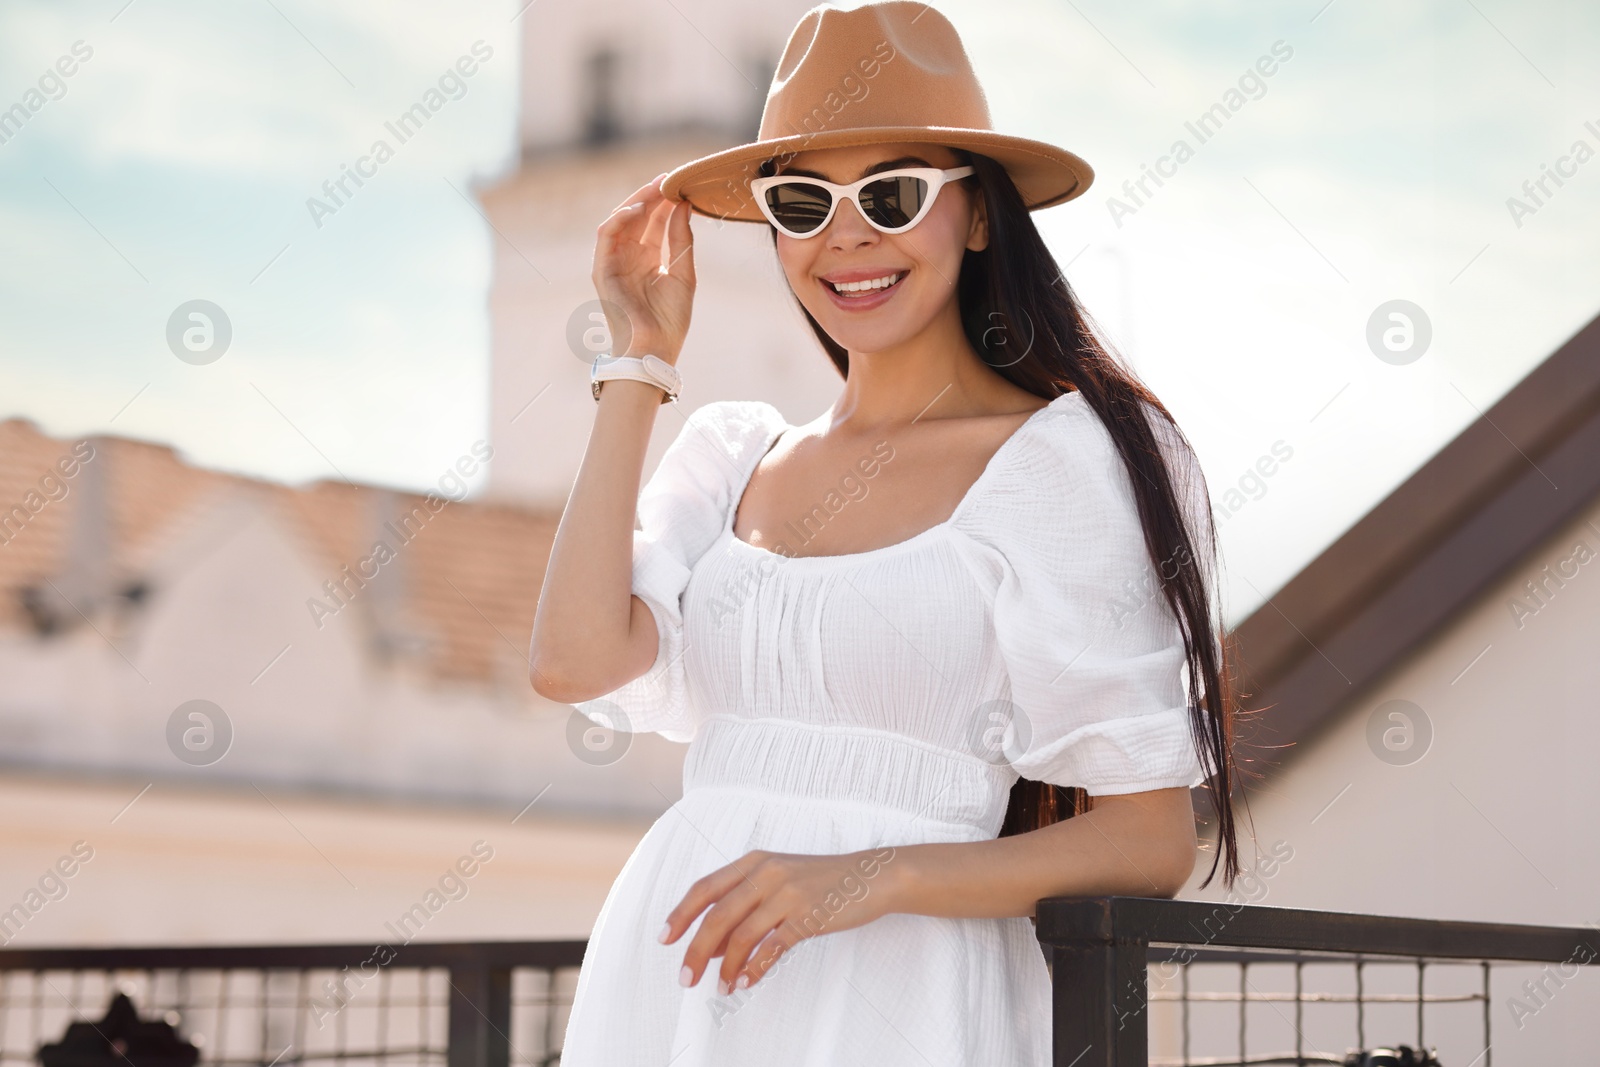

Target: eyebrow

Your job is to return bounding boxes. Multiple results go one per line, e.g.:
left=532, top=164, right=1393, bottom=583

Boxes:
left=776, top=155, right=931, bottom=181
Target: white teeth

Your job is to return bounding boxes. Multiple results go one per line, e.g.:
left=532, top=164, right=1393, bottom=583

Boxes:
left=829, top=272, right=902, bottom=294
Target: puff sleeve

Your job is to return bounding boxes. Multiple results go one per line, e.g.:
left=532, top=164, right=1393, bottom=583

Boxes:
left=572, top=401, right=757, bottom=743
left=980, top=401, right=1215, bottom=795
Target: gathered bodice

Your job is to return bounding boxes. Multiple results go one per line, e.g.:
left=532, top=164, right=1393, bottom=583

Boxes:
left=575, top=393, right=1212, bottom=816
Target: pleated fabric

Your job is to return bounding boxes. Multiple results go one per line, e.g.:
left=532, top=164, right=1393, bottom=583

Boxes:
left=564, top=393, right=1210, bottom=1065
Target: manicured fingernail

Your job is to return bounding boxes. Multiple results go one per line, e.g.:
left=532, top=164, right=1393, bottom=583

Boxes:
left=735, top=974, right=750, bottom=990
left=717, top=977, right=730, bottom=996
left=679, top=965, right=693, bottom=987
left=658, top=922, right=672, bottom=944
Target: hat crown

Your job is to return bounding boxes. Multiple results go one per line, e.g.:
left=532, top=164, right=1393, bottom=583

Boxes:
left=660, top=0, right=1093, bottom=223
left=758, top=2, right=994, bottom=146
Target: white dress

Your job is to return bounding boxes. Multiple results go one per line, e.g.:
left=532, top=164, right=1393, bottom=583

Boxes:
left=561, top=390, right=1210, bottom=1066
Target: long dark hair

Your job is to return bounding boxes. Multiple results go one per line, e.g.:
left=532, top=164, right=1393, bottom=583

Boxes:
left=761, top=149, right=1255, bottom=889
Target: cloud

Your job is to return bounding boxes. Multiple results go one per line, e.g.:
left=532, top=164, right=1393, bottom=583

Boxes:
left=0, top=0, right=515, bottom=179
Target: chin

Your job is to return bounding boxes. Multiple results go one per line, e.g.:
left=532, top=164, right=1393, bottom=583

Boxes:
left=809, top=302, right=933, bottom=351
left=816, top=320, right=919, bottom=355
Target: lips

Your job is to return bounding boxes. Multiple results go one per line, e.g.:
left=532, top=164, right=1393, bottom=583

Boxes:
left=819, top=268, right=908, bottom=310
left=826, top=270, right=903, bottom=294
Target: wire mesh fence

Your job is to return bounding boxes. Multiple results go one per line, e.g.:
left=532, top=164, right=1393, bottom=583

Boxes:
left=3, top=901, right=1595, bottom=1067
left=0, top=944, right=585, bottom=1067
left=1144, top=948, right=1486, bottom=1065
left=1037, top=897, right=1599, bottom=1067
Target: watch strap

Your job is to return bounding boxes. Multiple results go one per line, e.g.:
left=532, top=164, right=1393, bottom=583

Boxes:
left=590, top=354, right=681, bottom=404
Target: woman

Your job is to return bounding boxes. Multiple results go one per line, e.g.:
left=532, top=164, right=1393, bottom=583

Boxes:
left=530, top=3, right=1249, bottom=1063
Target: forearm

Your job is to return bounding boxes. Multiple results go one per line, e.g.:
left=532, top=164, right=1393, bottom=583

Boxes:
left=529, top=378, right=663, bottom=699
left=876, top=790, right=1198, bottom=920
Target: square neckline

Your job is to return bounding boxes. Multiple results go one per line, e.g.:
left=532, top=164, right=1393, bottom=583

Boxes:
left=722, top=391, right=1081, bottom=567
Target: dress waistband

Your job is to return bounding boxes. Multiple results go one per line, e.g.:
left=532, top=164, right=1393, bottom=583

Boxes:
left=682, top=716, right=1015, bottom=836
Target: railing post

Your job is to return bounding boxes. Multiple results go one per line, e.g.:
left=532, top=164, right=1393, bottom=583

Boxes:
left=447, top=964, right=512, bottom=1067
left=1050, top=939, right=1147, bottom=1067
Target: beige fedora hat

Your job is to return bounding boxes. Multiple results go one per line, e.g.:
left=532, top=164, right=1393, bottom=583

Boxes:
left=661, top=0, right=1094, bottom=224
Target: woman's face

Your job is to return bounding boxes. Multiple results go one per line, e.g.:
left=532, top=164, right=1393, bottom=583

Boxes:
left=768, top=141, right=987, bottom=357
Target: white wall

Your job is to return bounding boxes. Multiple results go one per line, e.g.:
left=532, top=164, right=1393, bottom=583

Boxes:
left=1177, top=490, right=1600, bottom=1064
left=0, top=769, right=647, bottom=946
left=0, top=488, right=691, bottom=821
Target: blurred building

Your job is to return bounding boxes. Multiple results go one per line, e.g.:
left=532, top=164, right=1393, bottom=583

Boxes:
left=0, top=415, right=684, bottom=943
left=0, top=0, right=830, bottom=948
left=1181, top=316, right=1600, bottom=940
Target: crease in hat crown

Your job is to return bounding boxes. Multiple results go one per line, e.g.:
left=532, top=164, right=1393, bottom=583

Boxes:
left=661, top=0, right=1094, bottom=225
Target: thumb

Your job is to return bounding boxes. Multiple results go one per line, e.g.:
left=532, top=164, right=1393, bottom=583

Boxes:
left=662, top=199, right=696, bottom=284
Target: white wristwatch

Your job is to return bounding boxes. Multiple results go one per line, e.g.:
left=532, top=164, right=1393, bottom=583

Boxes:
left=590, top=354, right=681, bottom=404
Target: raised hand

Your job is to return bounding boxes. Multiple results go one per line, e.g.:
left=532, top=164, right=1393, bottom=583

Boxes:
left=591, top=173, right=696, bottom=365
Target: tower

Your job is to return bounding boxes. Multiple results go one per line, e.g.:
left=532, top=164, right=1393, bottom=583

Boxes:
left=479, top=0, right=835, bottom=507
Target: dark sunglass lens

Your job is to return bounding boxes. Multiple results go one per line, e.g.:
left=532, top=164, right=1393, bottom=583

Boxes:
left=764, top=181, right=832, bottom=234
left=859, top=175, right=928, bottom=229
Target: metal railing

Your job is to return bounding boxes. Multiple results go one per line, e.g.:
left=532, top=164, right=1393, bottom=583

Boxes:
left=1036, top=896, right=1600, bottom=1066
left=4, top=900, right=1596, bottom=1066
left=0, top=942, right=586, bottom=1067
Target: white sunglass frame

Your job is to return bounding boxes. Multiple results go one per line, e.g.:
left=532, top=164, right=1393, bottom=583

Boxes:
left=749, top=165, right=976, bottom=239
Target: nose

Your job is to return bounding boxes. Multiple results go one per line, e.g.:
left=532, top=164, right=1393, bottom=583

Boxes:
left=825, top=196, right=879, bottom=251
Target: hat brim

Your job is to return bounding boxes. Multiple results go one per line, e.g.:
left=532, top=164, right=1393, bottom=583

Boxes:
left=661, top=126, right=1094, bottom=224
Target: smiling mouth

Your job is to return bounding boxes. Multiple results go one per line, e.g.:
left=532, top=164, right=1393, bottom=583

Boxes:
left=825, top=271, right=907, bottom=297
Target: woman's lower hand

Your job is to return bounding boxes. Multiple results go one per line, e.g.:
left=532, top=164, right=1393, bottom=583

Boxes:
left=591, top=173, right=695, bottom=364
left=661, top=847, right=899, bottom=994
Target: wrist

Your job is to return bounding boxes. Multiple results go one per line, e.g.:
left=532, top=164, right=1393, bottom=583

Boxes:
left=859, top=844, right=915, bottom=918
left=620, top=341, right=680, bottom=365
left=593, top=377, right=670, bottom=404
left=592, top=353, right=680, bottom=404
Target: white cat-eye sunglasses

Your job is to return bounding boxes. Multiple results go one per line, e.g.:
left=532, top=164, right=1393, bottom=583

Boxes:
left=749, top=165, right=976, bottom=239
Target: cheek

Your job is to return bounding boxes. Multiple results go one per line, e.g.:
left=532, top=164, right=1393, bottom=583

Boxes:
left=915, top=197, right=974, bottom=266
left=776, top=235, right=816, bottom=291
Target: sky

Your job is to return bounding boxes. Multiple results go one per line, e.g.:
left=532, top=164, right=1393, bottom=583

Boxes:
left=2, top=0, right=1598, bottom=621
left=0, top=0, right=518, bottom=494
